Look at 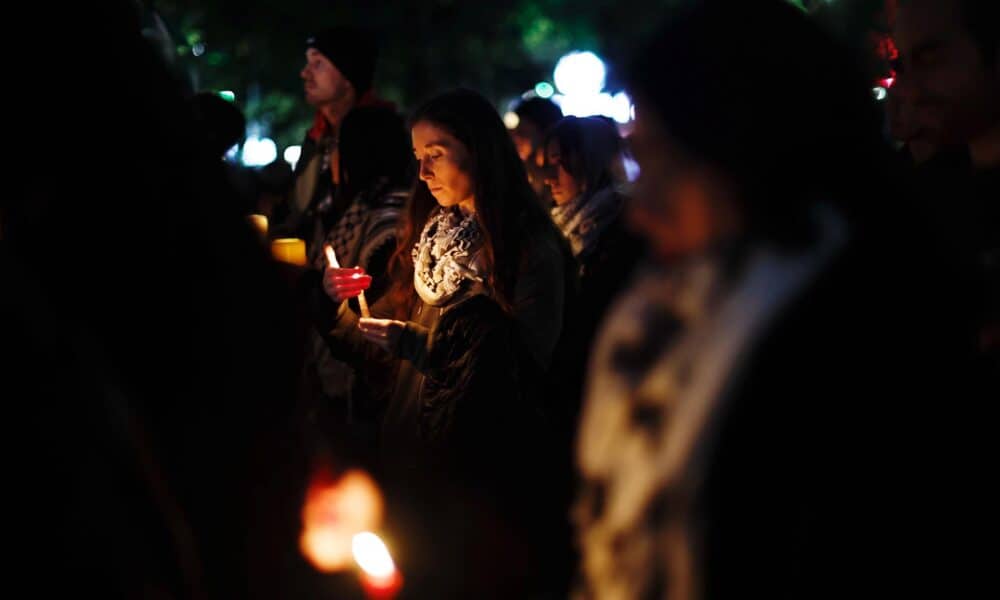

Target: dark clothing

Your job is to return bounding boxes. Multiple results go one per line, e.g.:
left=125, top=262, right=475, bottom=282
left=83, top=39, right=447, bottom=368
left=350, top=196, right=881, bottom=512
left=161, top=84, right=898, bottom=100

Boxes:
left=551, top=209, right=646, bottom=428
left=317, top=292, right=559, bottom=598
left=271, top=129, right=338, bottom=242
left=301, top=187, right=406, bottom=429
left=910, top=149, right=999, bottom=373
left=273, top=94, right=398, bottom=247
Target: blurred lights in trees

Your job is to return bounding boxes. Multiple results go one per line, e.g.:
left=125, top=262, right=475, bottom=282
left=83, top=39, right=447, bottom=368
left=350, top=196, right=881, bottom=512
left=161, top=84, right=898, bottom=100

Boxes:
left=554, top=51, right=606, bottom=96
left=534, top=81, right=555, bottom=99
left=284, top=145, right=302, bottom=170
left=623, top=155, right=641, bottom=182
left=610, top=92, right=632, bottom=124
left=242, top=135, right=277, bottom=166
left=551, top=51, right=634, bottom=123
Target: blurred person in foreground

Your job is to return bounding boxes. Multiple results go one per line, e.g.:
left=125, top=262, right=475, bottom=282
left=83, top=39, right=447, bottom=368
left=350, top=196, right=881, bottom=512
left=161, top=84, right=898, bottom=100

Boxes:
left=573, top=1, right=978, bottom=598
left=5, top=2, right=323, bottom=597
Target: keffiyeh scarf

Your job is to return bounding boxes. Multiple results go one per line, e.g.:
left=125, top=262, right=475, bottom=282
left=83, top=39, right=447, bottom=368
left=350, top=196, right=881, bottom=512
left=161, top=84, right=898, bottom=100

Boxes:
left=550, top=186, right=625, bottom=259
left=412, top=208, right=484, bottom=306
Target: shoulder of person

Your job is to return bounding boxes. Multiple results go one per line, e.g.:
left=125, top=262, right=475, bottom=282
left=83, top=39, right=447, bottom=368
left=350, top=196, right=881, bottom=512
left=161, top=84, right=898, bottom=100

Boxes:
left=593, top=210, right=646, bottom=262
left=370, top=187, right=409, bottom=210
left=517, top=210, right=566, bottom=262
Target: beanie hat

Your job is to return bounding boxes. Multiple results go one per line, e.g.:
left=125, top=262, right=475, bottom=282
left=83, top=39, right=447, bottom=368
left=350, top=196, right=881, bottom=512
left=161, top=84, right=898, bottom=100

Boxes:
left=305, top=26, right=377, bottom=94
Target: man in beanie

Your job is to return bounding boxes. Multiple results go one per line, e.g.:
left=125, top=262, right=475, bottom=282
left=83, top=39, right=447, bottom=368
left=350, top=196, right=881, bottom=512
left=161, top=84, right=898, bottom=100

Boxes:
left=273, top=26, right=390, bottom=247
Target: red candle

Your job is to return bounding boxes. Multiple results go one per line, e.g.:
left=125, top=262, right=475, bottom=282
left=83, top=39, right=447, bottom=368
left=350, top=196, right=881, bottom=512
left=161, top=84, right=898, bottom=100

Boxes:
left=324, top=244, right=371, bottom=318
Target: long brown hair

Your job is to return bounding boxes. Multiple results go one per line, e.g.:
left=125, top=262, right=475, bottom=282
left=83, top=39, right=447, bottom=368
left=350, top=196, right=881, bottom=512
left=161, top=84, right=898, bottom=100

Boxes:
left=387, top=88, right=551, bottom=318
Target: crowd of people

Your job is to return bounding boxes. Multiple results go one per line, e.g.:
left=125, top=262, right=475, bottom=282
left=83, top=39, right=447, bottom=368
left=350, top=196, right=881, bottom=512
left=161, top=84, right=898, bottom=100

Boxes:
left=4, top=0, right=996, bottom=598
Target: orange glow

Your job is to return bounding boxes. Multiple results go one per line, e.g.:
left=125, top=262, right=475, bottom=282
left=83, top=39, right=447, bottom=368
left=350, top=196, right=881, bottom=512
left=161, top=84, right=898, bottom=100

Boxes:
left=247, top=214, right=268, bottom=237
left=271, top=238, right=307, bottom=266
left=299, top=468, right=384, bottom=573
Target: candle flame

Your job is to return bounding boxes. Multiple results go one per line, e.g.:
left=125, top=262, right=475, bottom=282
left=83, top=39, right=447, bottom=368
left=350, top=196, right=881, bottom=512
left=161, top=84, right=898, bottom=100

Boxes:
left=299, top=468, right=383, bottom=573
left=352, top=532, right=396, bottom=579
left=324, top=244, right=340, bottom=268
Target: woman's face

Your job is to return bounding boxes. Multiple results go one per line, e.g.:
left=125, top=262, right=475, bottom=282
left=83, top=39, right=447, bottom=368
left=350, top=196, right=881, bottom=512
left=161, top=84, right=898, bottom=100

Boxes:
left=543, top=140, right=583, bottom=206
left=412, top=121, right=476, bottom=212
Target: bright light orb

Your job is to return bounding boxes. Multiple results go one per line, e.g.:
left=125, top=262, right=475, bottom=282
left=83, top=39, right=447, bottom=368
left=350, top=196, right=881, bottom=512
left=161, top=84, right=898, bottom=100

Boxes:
left=611, top=91, right=632, bottom=124
left=242, top=136, right=277, bottom=166
left=553, top=51, right=607, bottom=97
left=534, top=81, right=555, bottom=99
left=283, top=145, right=302, bottom=169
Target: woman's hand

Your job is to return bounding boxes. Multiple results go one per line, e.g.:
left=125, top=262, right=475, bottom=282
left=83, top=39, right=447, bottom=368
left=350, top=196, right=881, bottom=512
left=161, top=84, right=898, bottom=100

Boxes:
left=322, top=266, right=372, bottom=303
left=358, top=317, right=406, bottom=353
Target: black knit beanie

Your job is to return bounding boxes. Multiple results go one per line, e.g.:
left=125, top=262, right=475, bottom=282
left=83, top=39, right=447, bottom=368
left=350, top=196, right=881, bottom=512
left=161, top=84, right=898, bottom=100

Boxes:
left=305, top=26, right=377, bottom=94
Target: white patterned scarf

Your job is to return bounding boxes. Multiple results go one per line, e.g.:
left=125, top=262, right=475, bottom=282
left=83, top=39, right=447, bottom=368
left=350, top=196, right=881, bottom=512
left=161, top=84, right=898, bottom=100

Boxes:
left=412, top=208, right=484, bottom=306
left=550, top=186, right=625, bottom=259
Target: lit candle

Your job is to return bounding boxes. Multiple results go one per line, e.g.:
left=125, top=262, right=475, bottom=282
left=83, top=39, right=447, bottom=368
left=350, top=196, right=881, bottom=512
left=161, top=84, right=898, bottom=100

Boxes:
left=352, top=532, right=403, bottom=600
left=299, top=468, right=384, bottom=573
left=324, top=244, right=371, bottom=318
left=271, top=238, right=307, bottom=266
left=247, top=213, right=268, bottom=238
left=324, top=244, right=341, bottom=269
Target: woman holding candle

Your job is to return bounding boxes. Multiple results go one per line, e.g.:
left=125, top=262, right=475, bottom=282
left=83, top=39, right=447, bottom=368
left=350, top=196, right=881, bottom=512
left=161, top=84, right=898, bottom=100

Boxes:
left=318, top=88, right=574, bottom=597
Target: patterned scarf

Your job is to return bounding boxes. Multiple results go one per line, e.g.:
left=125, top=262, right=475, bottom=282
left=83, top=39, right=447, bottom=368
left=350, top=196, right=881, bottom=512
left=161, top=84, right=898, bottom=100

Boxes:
left=314, top=197, right=369, bottom=270
left=550, top=186, right=625, bottom=259
left=412, top=208, right=484, bottom=306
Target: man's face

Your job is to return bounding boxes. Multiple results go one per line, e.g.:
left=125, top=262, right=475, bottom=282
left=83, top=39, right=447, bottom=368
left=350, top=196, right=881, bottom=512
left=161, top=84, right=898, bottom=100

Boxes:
left=300, top=48, right=353, bottom=108
left=892, top=0, right=999, bottom=147
left=627, top=104, right=736, bottom=263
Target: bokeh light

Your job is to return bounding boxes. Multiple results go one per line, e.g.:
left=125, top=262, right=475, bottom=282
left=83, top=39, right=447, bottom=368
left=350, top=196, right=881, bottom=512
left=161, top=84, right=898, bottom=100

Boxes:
left=553, top=51, right=606, bottom=97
